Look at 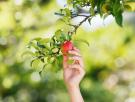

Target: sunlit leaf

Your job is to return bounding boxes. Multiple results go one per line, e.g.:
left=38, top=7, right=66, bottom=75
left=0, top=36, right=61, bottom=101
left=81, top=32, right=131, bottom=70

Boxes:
left=21, top=51, right=34, bottom=58
left=31, top=59, right=41, bottom=69
left=115, top=13, right=123, bottom=27
left=74, top=39, right=89, bottom=46
left=124, top=5, right=132, bottom=11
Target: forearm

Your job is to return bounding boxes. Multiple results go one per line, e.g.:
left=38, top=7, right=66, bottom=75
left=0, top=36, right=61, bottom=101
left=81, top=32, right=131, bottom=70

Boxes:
left=67, top=86, right=84, bottom=102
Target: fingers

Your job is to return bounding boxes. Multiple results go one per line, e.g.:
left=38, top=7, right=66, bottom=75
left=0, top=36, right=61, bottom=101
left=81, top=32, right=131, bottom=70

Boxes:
left=68, top=50, right=81, bottom=56
left=69, top=56, right=84, bottom=68
left=73, top=47, right=80, bottom=52
left=63, top=55, right=68, bottom=69
left=68, top=64, right=85, bottom=75
left=68, top=48, right=84, bottom=68
left=63, top=46, right=83, bottom=69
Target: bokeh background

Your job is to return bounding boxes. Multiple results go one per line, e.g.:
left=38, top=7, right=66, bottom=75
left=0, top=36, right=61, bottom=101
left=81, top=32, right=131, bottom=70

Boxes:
left=0, top=0, right=135, bottom=102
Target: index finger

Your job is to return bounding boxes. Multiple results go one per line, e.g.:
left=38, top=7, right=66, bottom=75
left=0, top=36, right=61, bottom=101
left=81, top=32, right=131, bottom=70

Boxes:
left=73, top=47, right=80, bottom=52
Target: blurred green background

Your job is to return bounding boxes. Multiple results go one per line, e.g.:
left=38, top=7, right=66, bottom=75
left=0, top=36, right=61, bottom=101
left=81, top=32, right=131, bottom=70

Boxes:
left=0, top=0, right=135, bottom=102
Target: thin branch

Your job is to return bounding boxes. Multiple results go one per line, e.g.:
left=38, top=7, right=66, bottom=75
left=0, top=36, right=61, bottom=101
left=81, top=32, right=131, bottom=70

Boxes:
left=71, top=10, right=98, bottom=34
left=71, top=14, right=90, bottom=18
left=78, top=14, right=90, bottom=17
left=59, top=9, right=98, bottom=35
left=73, top=16, right=91, bottom=34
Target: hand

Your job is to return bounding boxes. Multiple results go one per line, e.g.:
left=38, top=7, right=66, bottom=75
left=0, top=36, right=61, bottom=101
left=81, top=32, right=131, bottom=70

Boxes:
left=63, top=47, right=85, bottom=89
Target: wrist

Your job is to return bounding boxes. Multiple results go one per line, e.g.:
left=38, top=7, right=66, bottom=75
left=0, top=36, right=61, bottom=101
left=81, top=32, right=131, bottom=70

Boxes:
left=67, top=85, right=84, bottom=102
left=67, top=84, right=80, bottom=92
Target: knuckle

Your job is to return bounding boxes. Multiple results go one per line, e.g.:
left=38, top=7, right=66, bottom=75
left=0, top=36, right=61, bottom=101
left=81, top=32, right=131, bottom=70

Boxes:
left=74, top=56, right=79, bottom=59
left=77, top=65, right=80, bottom=68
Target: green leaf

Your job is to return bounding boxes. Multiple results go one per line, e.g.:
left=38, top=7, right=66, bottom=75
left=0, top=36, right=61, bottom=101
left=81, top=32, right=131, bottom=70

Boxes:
left=103, top=13, right=109, bottom=20
left=38, top=38, right=50, bottom=44
left=89, top=7, right=95, bottom=16
left=115, top=12, right=123, bottom=27
left=112, top=0, right=121, bottom=15
left=39, top=64, right=47, bottom=76
left=90, top=0, right=95, bottom=8
left=43, top=38, right=51, bottom=43
left=32, top=37, right=42, bottom=41
left=52, top=48, right=59, bottom=53
left=36, top=38, right=51, bottom=50
left=37, top=42, right=45, bottom=48
left=54, top=12, right=64, bottom=16
left=101, top=4, right=110, bottom=13
left=74, top=39, right=90, bottom=46
left=124, top=4, right=132, bottom=11
left=60, top=32, right=66, bottom=41
left=47, top=57, right=55, bottom=64
left=67, top=0, right=72, bottom=4
left=21, top=51, right=34, bottom=58
left=31, top=59, right=41, bottom=69
left=125, top=0, right=135, bottom=2
left=41, top=58, right=45, bottom=63
left=88, top=18, right=92, bottom=25
left=55, top=29, right=62, bottom=39
left=28, top=41, right=39, bottom=50
left=64, top=8, right=71, bottom=17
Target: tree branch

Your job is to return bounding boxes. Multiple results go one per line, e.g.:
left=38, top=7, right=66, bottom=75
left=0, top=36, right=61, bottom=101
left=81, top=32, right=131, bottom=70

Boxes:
left=74, top=16, right=90, bottom=34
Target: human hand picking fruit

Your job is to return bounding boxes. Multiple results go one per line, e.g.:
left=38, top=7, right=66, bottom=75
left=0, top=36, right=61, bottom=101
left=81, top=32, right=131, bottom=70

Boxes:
left=62, top=44, right=85, bottom=102
left=62, top=46, right=85, bottom=88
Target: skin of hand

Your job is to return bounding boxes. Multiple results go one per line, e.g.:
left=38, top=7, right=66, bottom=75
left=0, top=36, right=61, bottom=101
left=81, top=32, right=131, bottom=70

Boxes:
left=63, top=47, right=85, bottom=102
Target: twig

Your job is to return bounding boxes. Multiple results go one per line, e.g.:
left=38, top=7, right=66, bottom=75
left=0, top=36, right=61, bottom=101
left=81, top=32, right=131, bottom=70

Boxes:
left=73, top=15, right=91, bottom=34
left=71, top=10, right=98, bottom=34
left=71, top=14, right=90, bottom=18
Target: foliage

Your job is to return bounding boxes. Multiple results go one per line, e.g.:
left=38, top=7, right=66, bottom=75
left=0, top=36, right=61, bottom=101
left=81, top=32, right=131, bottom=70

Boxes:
left=27, top=0, right=135, bottom=74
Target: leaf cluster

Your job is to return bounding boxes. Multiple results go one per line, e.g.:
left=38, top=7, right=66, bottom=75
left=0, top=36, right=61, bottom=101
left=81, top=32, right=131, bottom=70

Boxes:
left=27, top=0, right=134, bottom=73
left=26, top=29, right=71, bottom=74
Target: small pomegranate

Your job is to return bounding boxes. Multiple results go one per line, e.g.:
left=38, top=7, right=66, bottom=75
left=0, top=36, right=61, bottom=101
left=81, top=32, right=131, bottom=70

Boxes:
left=61, top=41, right=73, bottom=55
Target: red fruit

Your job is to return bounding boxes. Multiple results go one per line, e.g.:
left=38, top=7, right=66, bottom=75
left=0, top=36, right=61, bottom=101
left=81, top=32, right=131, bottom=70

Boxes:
left=61, top=41, right=73, bottom=55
